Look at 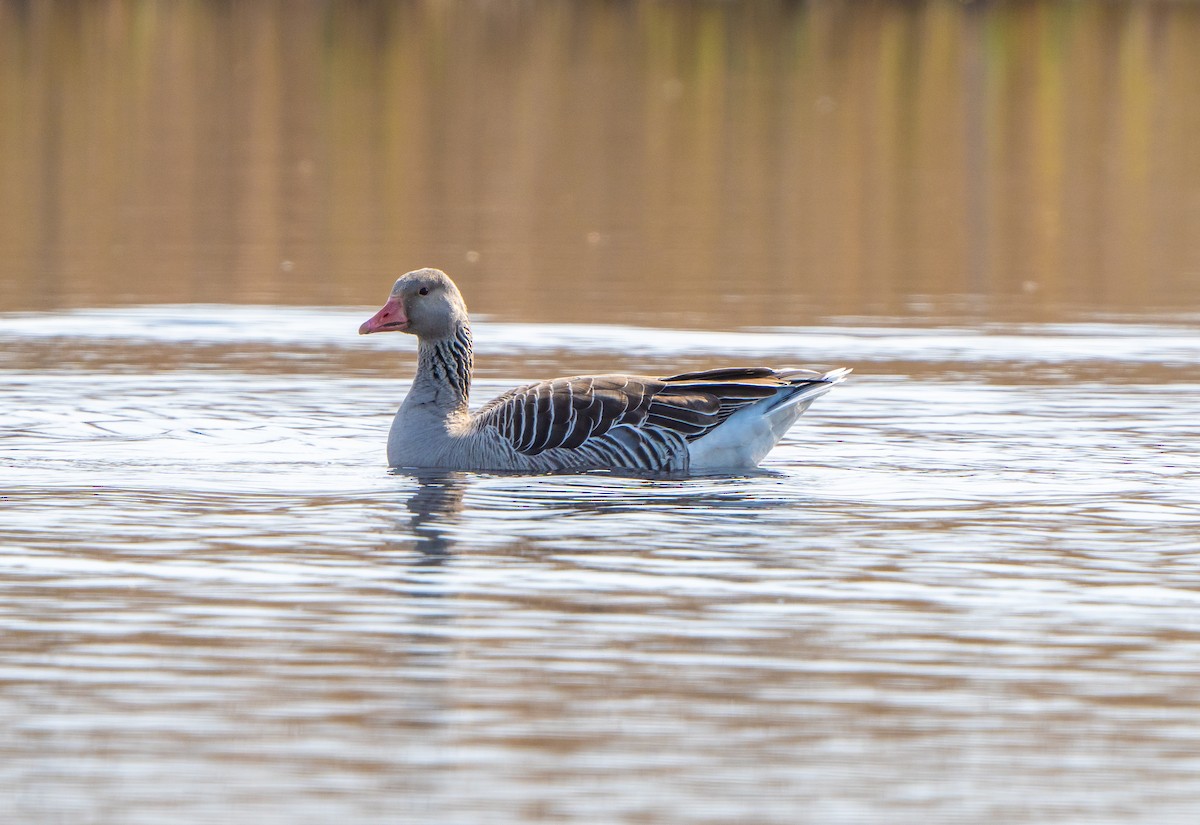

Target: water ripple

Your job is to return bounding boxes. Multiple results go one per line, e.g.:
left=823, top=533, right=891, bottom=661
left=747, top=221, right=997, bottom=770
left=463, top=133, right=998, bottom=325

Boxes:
left=3, top=313, right=1200, bottom=824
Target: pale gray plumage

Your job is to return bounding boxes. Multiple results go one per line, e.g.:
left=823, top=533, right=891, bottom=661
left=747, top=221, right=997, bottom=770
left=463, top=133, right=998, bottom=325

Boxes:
left=360, top=268, right=849, bottom=474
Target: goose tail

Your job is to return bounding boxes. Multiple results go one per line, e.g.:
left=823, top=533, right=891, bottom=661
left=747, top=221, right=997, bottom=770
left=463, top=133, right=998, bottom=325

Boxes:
left=687, top=367, right=850, bottom=472
left=764, top=367, right=851, bottom=414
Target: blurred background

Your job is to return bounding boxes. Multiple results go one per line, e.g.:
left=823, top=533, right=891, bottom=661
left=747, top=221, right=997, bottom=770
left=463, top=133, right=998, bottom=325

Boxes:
left=3, top=0, right=1198, bottom=326
left=5, top=5, right=1200, bottom=825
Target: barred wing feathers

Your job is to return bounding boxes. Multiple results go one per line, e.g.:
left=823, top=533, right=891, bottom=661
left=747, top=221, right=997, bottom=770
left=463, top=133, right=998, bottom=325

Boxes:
left=473, top=368, right=840, bottom=458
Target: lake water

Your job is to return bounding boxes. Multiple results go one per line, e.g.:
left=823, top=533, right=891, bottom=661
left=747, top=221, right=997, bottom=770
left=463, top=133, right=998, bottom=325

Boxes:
left=4, top=1, right=1200, bottom=823
left=4, top=307, right=1200, bottom=824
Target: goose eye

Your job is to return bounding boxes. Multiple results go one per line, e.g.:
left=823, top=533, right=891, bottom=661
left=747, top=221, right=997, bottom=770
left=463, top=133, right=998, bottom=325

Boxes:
left=418, top=287, right=429, bottom=296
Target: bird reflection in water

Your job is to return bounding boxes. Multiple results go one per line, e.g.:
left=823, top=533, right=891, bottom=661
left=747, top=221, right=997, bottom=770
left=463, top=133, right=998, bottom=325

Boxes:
left=368, top=473, right=472, bottom=746
left=391, top=468, right=817, bottom=567
left=401, top=471, right=470, bottom=567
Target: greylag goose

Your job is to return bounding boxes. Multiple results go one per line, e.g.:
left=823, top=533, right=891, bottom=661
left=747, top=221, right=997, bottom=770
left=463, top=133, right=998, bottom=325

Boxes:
left=359, top=268, right=848, bottom=474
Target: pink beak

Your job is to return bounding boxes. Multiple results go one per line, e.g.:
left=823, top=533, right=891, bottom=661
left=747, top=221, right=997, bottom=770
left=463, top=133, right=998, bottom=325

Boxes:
left=359, top=296, right=409, bottom=334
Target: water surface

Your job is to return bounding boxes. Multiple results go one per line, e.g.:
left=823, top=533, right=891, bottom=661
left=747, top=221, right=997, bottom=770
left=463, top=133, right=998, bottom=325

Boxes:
left=3, top=0, right=1199, bottom=320
left=4, top=1, right=1200, bottom=822
left=4, top=308, right=1200, bottom=824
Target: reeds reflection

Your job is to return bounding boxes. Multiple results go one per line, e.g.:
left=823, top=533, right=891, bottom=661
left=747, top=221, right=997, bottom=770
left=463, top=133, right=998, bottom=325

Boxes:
left=1, top=1, right=1198, bottom=323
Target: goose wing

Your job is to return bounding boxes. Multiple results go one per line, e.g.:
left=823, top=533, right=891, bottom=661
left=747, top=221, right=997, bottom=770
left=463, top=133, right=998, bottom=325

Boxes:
left=473, top=368, right=840, bottom=457
left=472, top=375, right=703, bottom=456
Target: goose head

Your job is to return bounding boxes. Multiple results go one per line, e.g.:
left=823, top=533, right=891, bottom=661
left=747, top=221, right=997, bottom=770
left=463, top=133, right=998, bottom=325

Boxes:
left=359, top=268, right=468, bottom=339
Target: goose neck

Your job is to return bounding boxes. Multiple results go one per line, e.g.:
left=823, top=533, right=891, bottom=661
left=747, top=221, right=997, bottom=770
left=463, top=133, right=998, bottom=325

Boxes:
left=411, top=322, right=473, bottom=414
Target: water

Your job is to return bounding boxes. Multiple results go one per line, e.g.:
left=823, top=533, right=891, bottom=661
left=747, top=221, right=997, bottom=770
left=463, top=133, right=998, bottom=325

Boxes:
left=4, top=1, right=1200, bottom=821
left=4, top=1, right=1200, bottom=319
left=4, top=307, right=1200, bottom=824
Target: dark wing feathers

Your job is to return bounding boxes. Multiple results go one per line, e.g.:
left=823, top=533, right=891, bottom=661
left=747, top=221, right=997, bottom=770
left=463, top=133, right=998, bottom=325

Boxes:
left=643, top=389, right=720, bottom=435
left=475, top=368, right=832, bottom=456
left=475, top=375, right=654, bottom=456
left=661, top=367, right=779, bottom=382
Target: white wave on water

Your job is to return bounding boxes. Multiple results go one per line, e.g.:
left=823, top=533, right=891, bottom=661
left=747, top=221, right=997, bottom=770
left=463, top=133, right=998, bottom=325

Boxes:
left=2, top=304, right=1199, bottom=364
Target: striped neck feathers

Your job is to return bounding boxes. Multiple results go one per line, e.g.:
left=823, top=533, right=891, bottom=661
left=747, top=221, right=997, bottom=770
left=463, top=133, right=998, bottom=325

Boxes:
left=413, top=321, right=473, bottom=412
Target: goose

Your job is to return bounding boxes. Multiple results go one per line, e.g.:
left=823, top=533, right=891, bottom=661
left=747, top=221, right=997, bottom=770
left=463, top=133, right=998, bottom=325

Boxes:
left=359, top=268, right=848, bottom=474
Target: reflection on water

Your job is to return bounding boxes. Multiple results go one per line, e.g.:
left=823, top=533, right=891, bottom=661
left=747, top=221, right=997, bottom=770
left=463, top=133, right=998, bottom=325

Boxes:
left=1, top=1, right=1199, bottom=322
left=403, top=473, right=467, bottom=565
left=4, top=310, right=1200, bottom=823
